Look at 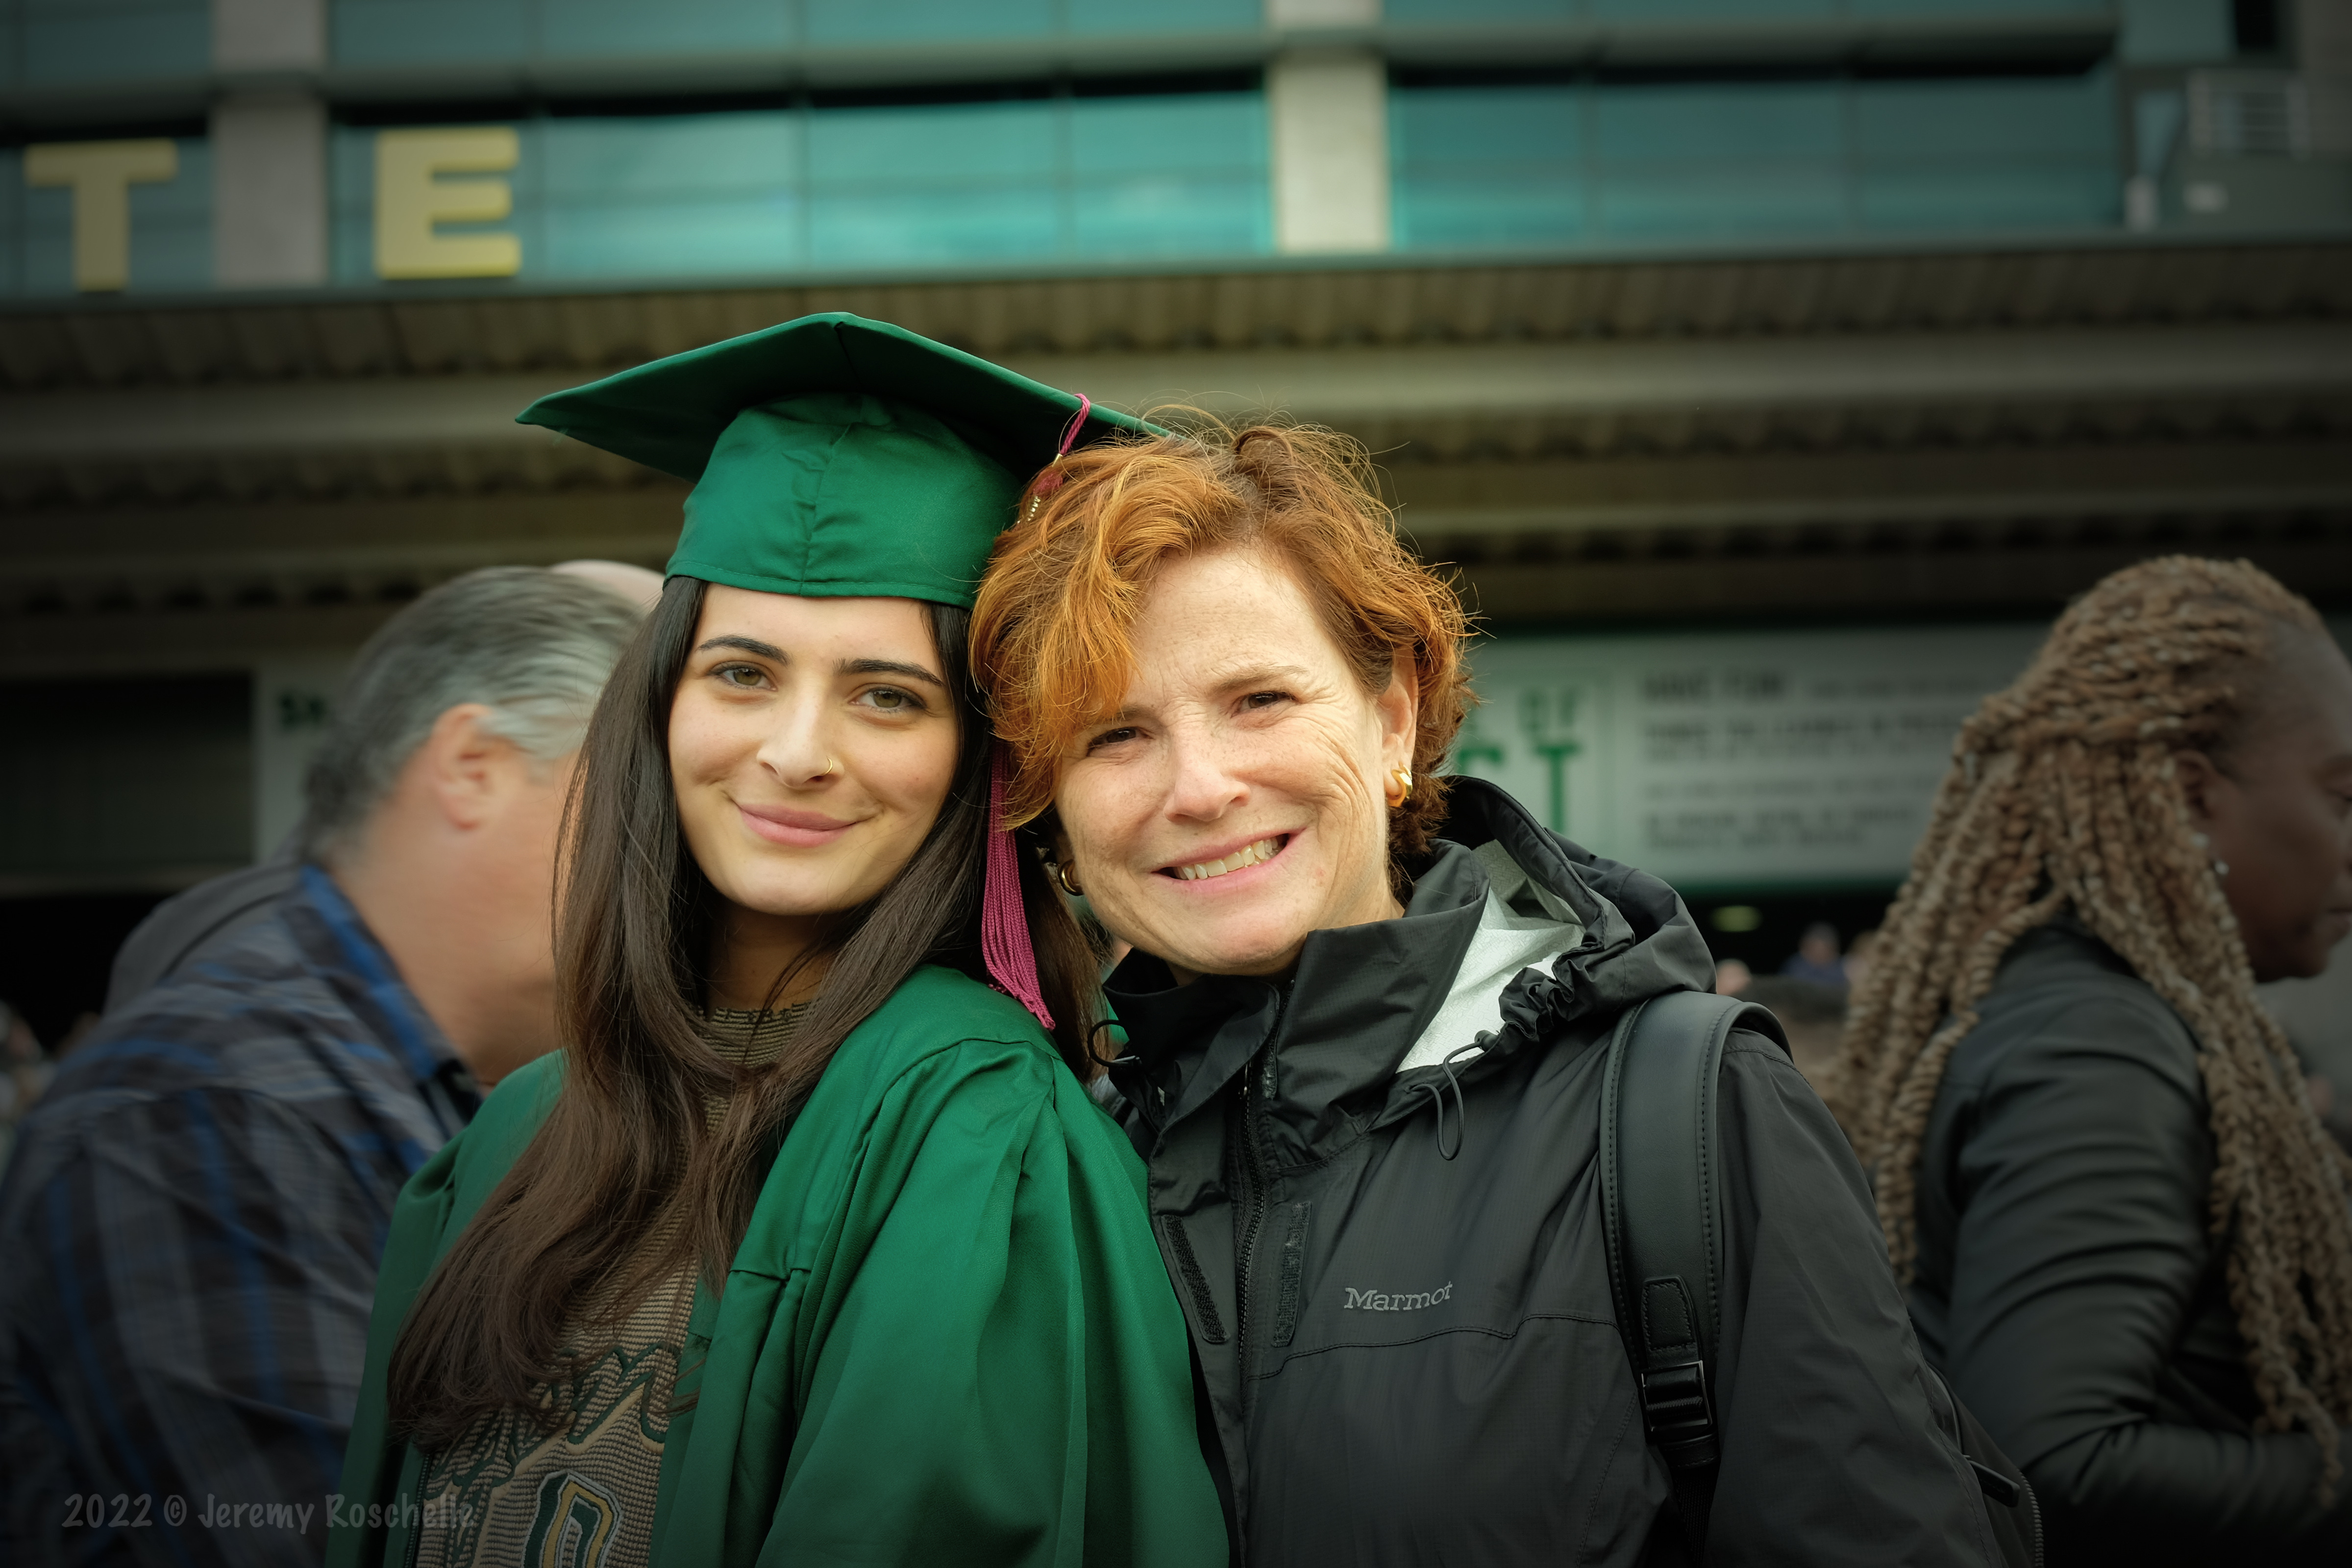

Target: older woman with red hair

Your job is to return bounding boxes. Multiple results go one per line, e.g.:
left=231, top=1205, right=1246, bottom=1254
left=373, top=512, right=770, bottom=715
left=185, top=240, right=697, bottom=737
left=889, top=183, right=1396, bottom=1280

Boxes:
left=971, top=423, right=2014, bottom=1567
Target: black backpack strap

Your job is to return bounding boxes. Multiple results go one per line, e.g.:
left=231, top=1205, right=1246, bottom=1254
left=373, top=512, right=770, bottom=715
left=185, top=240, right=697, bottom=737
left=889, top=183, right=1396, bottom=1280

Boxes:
left=1599, top=990, right=1788, bottom=1561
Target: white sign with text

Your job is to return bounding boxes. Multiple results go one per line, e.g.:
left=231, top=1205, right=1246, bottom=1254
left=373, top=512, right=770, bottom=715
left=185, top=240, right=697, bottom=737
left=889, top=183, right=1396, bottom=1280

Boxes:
left=1455, top=625, right=2046, bottom=893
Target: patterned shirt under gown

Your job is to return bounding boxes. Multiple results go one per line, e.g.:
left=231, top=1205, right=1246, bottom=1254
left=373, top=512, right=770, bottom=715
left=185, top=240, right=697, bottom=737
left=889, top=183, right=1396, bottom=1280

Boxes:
left=412, top=1005, right=806, bottom=1568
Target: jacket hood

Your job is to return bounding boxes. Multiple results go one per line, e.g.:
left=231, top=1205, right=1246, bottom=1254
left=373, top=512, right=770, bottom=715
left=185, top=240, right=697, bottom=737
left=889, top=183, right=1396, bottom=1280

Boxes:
left=1105, top=776, right=1717, bottom=1163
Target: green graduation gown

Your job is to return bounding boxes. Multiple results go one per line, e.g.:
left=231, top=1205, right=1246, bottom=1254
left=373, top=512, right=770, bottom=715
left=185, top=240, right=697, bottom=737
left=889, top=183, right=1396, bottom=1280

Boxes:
left=327, top=967, right=1226, bottom=1568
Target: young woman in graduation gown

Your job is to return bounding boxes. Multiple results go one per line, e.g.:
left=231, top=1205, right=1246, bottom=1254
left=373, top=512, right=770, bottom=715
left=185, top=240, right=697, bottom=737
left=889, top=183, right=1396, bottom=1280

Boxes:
left=327, top=317, right=1226, bottom=1568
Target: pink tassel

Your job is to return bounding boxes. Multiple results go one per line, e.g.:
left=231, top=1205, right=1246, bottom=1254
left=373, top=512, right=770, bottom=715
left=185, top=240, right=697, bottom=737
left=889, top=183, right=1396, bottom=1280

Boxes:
left=982, top=742, right=1055, bottom=1031
left=1054, top=393, right=1092, bottom=457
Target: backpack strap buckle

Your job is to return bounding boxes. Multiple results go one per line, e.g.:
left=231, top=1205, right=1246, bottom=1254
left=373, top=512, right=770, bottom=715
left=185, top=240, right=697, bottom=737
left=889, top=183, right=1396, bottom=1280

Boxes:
left=1636, top=1359, right=1718, bottom=1468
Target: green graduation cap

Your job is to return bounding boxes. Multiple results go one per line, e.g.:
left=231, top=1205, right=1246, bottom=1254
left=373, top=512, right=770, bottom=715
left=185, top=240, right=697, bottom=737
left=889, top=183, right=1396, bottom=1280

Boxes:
left=517, top=313, right=1154, bottom=608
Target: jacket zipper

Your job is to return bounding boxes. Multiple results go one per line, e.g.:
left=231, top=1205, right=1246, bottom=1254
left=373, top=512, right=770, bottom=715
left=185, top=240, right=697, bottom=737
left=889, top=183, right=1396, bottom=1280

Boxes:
left=1233, top=983, right=1288, bottom=1394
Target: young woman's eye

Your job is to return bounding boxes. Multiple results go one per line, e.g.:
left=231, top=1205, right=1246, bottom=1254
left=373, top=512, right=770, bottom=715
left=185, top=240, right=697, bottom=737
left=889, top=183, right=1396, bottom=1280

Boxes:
left=715, top=662, right=766, bottom=689
left=859, top=687, right=923, bottom=714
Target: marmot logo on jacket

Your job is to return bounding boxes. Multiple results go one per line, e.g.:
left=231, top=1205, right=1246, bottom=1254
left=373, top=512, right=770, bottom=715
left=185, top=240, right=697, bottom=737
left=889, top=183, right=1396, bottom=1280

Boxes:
left=1342, top=1282, right=1453, bottom=1312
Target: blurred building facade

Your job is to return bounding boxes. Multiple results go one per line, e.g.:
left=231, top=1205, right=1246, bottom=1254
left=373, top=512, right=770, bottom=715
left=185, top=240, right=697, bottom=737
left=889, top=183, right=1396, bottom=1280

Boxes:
left=2, top=0, right=2350, bottom=1033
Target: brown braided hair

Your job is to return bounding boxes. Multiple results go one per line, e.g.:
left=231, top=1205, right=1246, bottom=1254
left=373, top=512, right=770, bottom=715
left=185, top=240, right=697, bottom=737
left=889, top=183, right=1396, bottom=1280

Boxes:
left=1829, top=555, right=2352, bottom=1493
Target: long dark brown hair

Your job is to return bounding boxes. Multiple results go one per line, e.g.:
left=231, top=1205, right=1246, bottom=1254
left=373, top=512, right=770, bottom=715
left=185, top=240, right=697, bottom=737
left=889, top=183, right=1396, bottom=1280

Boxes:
left=388, top=574, right=1102, bottom=1449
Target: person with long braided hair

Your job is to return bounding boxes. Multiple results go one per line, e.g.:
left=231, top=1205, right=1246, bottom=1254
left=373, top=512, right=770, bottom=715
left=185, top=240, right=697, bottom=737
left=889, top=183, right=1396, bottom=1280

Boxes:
left=1832, top=556, right=2352, bottom=1564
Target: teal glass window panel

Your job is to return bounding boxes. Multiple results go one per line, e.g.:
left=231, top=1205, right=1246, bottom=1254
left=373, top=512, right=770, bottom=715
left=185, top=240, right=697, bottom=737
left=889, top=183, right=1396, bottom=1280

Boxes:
left=1855, top=75, right=2115, bottom=229
left=1596, top=164, right=1847, bottom=236
left=1069, top=0, right=1259, bottom=32
left=1384, top=0, right=2104, bottom=20
left=333, top=0, right=529, bottom=68
left=12, top=136, right=208, bottom=294
left=1068, top=94, right=1267, bottom=176
left=810, top=185, right=1063, bottom=264
left=805, top=0, right=1054, bottom=45
left=541, top=112, right=799, bottom=200
left=1855, top=75, right=2116, bottom=160
left=1394, top=74, right=2115, bottom=249
left=1399, top=175, right=1586, bottom=247
left=1071, top=173, right=1270, bottom=256
left=1590, top=0, right=1835, bottom=16
left=1394, top=86, right=1585, bottom=164
left=806, top=100, right=1064, bottom=262
left=316, top=90, right=1276, bottom=284
left=2120, top=0, right=2231, bottom=63
left=808, top=99, right=1059, bottom=269
left=23, top=0, right=206, bottom=85
left=1598, top=83, right=1844, bottom=164
left=1594, top=82, right=1846, bottom=235
left=329, top=125, right=376, bottom=285
left=1066, top=95, right=1270, bottom=257
left=544, top=196, right=805, bottom=275
left=809, top=99, right=1060, bottom=184
left=1595, top=85, right=1844, bottom=236
left=1851, top=0, right=2104, bottom=13
left=539, top=0, right=792, bottom=58
left=20, top=204, right=73, bottom=296
left=125, top=136, right=211, bottom=291
left=1391, top=86, right=1584, bottom=248
left=1385, top=0, right=1578, bottom=20
left=539, top=113, right=802, bottom=276
left=1855, top=161, right=2116, bottom=228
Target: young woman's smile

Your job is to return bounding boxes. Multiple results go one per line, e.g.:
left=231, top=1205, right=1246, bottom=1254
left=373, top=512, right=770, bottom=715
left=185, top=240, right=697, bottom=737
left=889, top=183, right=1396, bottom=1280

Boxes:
left=734, top=802, right=860, bottom=847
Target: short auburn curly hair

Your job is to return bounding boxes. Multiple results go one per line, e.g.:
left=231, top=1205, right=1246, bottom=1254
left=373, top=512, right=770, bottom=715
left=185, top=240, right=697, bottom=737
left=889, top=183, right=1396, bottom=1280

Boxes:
left=970, top=421, right=1475, bottom=868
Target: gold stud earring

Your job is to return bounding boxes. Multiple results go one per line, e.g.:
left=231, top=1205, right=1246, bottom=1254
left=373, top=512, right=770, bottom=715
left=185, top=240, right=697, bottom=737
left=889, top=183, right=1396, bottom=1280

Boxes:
left=1387, top=768, right=1413, bottom=808
left=1055, top=862, right=1085, bottom=898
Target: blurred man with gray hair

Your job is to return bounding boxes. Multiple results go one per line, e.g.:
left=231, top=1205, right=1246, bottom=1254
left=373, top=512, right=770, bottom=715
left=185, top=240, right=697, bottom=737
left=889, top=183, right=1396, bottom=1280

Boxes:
left=0, top=565, right=652, bottom=1567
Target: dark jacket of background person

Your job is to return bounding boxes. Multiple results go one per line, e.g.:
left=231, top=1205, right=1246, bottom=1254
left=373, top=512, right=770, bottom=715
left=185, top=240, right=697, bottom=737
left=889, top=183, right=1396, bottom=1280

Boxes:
left=0, top=867, right=475, bottom=1567
left=1104, top=779, right=2002, bottom=1568
left=1909, top=917, right=2352, bottom=1564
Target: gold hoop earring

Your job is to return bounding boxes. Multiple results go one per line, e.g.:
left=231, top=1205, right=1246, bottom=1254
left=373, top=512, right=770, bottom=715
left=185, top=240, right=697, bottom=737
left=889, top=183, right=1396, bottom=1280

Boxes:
left=1387, top=768, right=1413, bottom=808
left=1055, top=862, right=1084, bottom=898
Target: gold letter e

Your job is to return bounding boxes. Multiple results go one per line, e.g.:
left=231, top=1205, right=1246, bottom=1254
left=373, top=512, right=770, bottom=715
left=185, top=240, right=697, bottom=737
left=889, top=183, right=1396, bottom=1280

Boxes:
left=374, top=126, right=521, bottom=280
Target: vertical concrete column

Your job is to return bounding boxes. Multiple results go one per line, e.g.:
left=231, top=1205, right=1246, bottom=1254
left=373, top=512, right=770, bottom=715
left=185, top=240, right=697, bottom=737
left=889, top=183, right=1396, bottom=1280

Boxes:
left=1265, top=0, right=1391, bottom=254
left=212, top=0, right=329, bottom=288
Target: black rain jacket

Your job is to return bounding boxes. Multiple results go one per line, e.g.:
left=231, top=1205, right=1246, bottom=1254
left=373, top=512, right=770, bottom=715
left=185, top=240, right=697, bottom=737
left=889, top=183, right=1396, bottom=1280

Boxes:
left=1908, top=918, right=2352, bottom=1565
left=1105, top=779, right=2001, bottom=1567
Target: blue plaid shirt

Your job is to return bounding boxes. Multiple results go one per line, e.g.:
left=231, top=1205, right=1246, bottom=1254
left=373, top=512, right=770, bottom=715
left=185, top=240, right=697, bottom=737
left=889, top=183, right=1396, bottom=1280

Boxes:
left=0, top=867, right=476, bottom=1568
